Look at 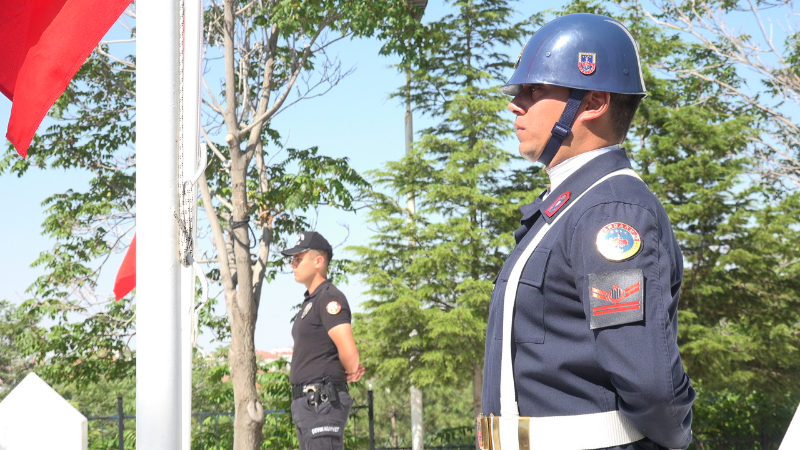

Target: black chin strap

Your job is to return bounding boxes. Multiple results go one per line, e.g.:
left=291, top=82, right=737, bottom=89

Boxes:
left=538, top=89, right=587, bottom=167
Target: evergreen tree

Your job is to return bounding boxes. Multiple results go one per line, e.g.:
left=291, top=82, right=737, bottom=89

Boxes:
left=0, top=3, right=423, bottom=448
left=563, top=0, right=800, bottom=440
left=352, top=0, right=540, bottom=417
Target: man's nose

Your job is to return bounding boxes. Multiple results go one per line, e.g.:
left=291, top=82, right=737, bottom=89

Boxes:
left=508, top=98, right=525, bottom=116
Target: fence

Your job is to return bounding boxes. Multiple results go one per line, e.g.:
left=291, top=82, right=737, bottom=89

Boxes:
left=690, top=437, right=783, bottom=450
left=87, top=397, right=785, bottom=450
left=87, top=391, right=378, bottom=450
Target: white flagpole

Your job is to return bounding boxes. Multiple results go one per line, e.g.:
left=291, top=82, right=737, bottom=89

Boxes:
left=137, top=0, right=182, bottom=448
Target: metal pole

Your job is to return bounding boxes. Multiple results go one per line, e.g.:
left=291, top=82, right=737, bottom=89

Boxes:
left=405, top=69, right=424, bottom=450
left=410, top=385, right=424, bottom=450
left=136, top=0, right=182, bottom=449
left=117, top=396, right=124, bottom=450
left=405, top=70, right=415, bottom=214
left=368, top=389, right=375, bottom=450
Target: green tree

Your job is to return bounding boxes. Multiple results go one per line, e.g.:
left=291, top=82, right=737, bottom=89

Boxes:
left=0, top=29, right=138, bottom=384
left=561, top=0, right=800, bottom=440
left=366, top=380, right=475, bottom=448
left=352, top=0, right=540, bottom=418
left=0, top=301, right=37, bottom=401
left=628, top=0, right=800, bottom=189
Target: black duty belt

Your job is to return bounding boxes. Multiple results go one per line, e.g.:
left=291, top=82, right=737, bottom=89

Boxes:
left=292, top=381, right=348, bottom=400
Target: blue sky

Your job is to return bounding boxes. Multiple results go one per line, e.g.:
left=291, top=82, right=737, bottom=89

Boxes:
left=5, top=0, right=788, bottom=352
left=0, top=1, right=532, bottom=352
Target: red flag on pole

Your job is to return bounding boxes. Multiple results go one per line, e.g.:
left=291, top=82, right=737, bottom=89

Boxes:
left=114, top=234, right=136, bottom=301
left=0, top=0, right=132, bottom=157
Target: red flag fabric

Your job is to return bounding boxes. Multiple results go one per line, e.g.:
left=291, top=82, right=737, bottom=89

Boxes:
left=114, top=234, right=136, bottom=301
left=0, top=0, right=131, bottom=157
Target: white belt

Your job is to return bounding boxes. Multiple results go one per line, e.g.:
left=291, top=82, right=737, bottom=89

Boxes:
left=494, top=168, right=645, bottom=450
left=477, top=410, right=645, bottom=450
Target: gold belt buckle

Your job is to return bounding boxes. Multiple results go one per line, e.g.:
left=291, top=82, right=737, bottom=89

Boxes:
left=476, top=413, right=491, bottom=450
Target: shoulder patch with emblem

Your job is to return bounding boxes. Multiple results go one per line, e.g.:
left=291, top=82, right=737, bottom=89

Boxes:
left=588, top=268, right=644, bottom=329
left=544, top=191, right=570, bottom=218
left=596, top=222, right=642, bottom=261
left=301, top=302, right=313, bottom=319
left=326, top=301, right=342, bottom=315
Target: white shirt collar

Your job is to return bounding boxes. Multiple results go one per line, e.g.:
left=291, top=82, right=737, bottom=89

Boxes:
left=543, top=146, right=619, bottom=199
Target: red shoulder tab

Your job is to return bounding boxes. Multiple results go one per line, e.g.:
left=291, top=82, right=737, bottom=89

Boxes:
left=544, top=191, right=571, bottom=218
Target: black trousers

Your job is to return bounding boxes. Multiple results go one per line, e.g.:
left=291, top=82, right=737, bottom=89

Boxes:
left=291, top=391, right=353, bottom=450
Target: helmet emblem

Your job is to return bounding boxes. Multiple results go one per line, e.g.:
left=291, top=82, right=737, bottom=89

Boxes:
left=514, top=43, right=527, bottom=69
left=578, top=52, right=596, bottom=75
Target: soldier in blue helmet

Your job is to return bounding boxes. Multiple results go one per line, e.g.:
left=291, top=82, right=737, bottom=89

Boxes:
left=478, top=13, right=695, bottom=450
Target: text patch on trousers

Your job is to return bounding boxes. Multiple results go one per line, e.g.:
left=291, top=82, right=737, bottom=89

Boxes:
left=310, top=425, right=342, bottom=436
left=588, top=268, right=644, bottom=329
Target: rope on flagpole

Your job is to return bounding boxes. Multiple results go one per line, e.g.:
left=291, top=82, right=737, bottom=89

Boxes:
left=177, top=1, right=205, bottom=448
left=176, top=0, right=207, bottom=349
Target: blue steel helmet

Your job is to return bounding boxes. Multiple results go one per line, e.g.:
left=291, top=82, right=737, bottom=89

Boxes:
left=503, top=14, right=646, bottom=166
left=501, top=13, right=646, bottom=96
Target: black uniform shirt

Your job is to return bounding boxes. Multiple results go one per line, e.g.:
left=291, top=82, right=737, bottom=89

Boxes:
left=290, top=279, right=352, bottom=385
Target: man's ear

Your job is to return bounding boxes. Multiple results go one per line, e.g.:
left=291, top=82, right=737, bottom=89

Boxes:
left=580, top=90, right=610, bottom=121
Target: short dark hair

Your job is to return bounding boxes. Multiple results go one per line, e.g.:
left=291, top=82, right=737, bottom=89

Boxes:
left=608, top=93, right=644, bottom=142
left=310, top=249, right=331, bottom=268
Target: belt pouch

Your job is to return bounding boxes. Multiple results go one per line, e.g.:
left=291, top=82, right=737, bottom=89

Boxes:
left=322, top=376, right=340, bottom=405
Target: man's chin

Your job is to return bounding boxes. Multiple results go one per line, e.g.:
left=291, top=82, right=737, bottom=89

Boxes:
left=519, top=147, right=541, bottom=163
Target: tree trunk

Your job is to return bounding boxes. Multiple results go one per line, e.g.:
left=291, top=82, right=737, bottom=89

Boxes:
left=220, top=1, right=265, bottom=447
left=391, top=407, right=398, bottom=447
left=227, top=145, right=264, bottom=450
left=472, top=361, right=482, bottom=418
left=229, top=289, right=263, bottom=450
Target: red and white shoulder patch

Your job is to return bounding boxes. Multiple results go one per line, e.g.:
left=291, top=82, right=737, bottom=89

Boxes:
left=544, top=191, right=571, bottom=218
left=326, top=301, right=342, bottom=315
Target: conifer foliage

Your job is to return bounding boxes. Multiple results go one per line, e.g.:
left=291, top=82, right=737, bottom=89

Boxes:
left=351, top=0, right=540, bottom=417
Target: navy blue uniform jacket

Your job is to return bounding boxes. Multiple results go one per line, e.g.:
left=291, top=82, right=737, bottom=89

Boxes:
left=482, top=149, right=695, bottom=450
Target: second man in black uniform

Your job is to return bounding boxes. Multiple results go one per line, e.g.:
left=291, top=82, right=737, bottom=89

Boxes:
left=282, top=231, right=365, bottom=450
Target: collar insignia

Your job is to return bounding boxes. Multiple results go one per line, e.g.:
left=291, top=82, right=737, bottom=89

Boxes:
left=544, top=191, right=571, bottom=218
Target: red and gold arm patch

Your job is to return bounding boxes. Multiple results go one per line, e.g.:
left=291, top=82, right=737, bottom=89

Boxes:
left=587, top=268, right=644, bottom=329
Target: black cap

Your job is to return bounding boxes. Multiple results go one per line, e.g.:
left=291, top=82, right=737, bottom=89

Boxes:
left=280, top=231, right=334, bottom=260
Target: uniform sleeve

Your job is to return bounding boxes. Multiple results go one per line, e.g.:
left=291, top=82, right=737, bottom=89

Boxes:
left=319, top=291, right=351, bottom=332
left=571, top=200, right=695, bottom=449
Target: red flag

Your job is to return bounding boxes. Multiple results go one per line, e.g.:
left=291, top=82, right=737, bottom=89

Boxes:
left=0, top=0, right=131, bottom=157
left=114, top=234, right=136, bottom=301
